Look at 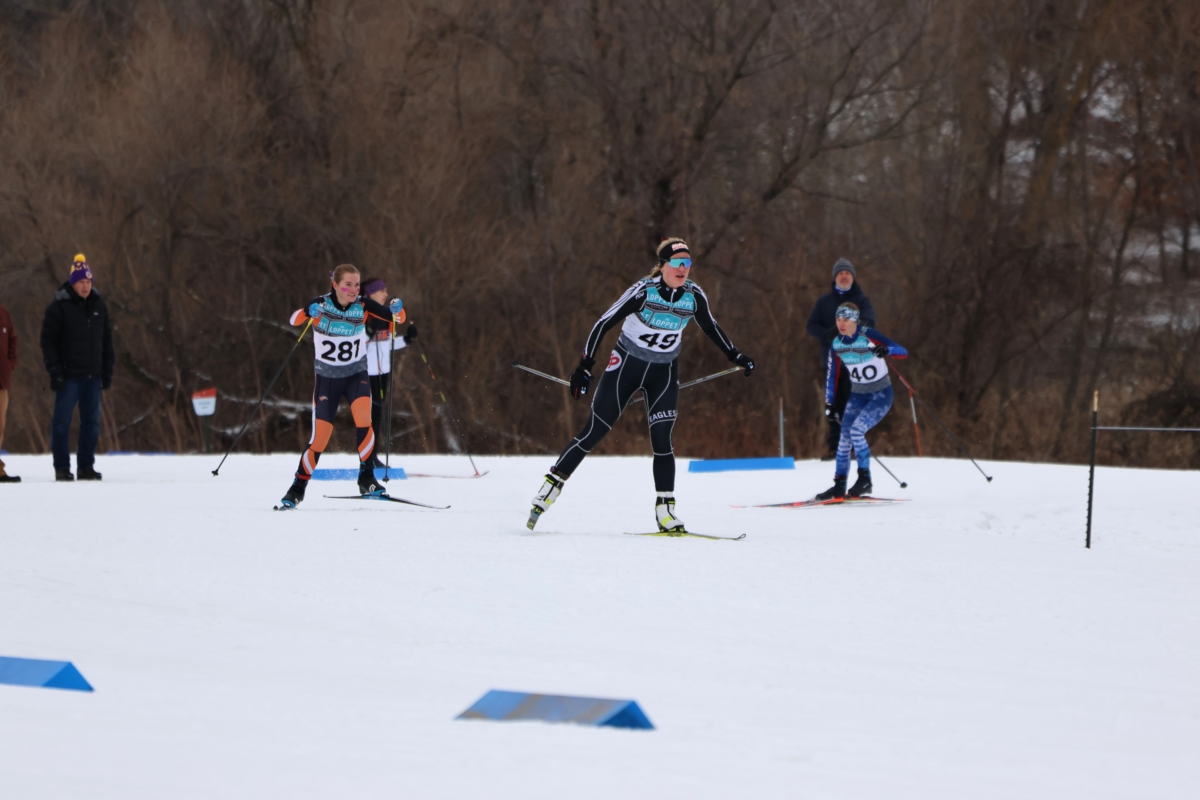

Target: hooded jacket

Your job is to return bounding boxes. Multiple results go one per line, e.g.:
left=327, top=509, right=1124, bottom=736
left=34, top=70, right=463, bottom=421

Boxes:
left=40, top=283, right=114, bottom=386
left=805, top=280, right=876, bottom=362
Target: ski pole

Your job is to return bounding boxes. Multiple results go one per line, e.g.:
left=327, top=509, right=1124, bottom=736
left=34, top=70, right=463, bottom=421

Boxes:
left=415, top=340, right=482, bottom=477
left=890, top=363, right=993, bottom=482
left=512, top=361, right=741, bottom=391
left=213, top=318, right=313, bottom=476
left=377, top=327, right=395, bottom=483
left=908, top=388, right=923, bottom=456
left=679, top=366, right=742, bottom=390
left=511, top=360, right=569, bottom=387
left=872, top=454, right=908, bottom=488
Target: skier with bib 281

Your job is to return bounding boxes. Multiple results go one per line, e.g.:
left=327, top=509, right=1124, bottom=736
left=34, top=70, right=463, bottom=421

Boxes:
left=527, top=237, right=755, bottom=532
left=815, top=302, right=907, bottom=500
left=278, top=264, right=404, bottom=509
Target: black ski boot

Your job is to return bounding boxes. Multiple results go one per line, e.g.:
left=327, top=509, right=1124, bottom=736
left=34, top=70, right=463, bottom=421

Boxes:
left=847, top=467, right=872, bottom=497
left=278, top=477, right=307, bottom=510
left=815, top=475, right=847, bottom=501
left=358, top=462, right=384, bottom=497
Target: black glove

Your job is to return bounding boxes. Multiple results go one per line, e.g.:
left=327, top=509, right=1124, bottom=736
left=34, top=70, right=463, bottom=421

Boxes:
left=872, top=344, right=889, bottom=358
left=733, top=352, right=755, bottom=377
left=102, top=377, right=113, bottom=391
left=403, top=324, right=418, bottom=344
left=50, top=374, right=65, bottom=393
left=569, top=357, right=595, bottom=400
left=825, top=402, right=841, bottom=424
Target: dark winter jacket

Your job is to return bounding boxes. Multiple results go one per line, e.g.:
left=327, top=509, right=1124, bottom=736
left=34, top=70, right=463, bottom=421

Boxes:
left=40, top=283, right=114, bottom=387
left=805, top=280, right=877, bottom=362
left=0, top=303, right=15, bottom=390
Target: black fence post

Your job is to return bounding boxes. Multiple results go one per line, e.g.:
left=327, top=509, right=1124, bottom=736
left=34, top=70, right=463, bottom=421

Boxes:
left=1086, top=390, right=1098, bottom=549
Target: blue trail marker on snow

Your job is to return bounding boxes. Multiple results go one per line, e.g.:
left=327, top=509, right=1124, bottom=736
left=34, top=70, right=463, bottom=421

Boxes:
left=310, top=466, right=406, bottom=481
left=456, top=690, right=653, bottom=730
left=688, top=456, right=795, bottom=473
left=0, top=657, right=93, bottom=692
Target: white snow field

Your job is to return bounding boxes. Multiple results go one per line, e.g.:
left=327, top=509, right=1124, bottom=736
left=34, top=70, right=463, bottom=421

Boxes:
left=1, top=452, right=1198, bottom=799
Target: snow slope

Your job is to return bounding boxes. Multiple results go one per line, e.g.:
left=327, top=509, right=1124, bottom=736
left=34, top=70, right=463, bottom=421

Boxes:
left=0, top=453, right=1197, bottom=799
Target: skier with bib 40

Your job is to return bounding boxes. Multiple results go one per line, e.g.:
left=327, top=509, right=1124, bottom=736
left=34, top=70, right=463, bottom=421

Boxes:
left=527, top=238, right=755, bottom=532
left=278, top=264, right=404, bottom=509
left=816, top=303, right=907, bottom=500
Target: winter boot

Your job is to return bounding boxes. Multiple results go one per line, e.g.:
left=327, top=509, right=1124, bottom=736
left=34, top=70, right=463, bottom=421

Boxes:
left=847, top=467, right=873, bottom=497
left=77, top=468, right=102, bottom=481
left=655, top=494, right=686, bottom=533
left=527, top=470, right=565, bottom=530
left=56, top=470, right=74, bottom=482
left=0, top=458, right=19, bottom=483
left=278, top=477, right=307, bottom=510
left=358, top=462, right=384, bottom=496
left=815, top=475, right=847, bottom=501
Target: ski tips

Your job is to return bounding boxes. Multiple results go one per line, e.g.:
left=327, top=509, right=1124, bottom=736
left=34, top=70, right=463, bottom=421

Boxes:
left=510, top=360, right=520, bottom=366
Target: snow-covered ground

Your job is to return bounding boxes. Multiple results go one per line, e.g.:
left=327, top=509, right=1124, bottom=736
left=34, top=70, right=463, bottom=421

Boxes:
left=1, top=452, right=1197, bottom=799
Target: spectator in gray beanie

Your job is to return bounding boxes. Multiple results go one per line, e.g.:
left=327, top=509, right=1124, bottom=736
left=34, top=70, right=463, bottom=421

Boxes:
left=805, top=258, right=876, bottom=459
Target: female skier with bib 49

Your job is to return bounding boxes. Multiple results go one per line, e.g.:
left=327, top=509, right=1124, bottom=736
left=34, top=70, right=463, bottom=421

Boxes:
left=527, top=238, right=755, bottom=532
left=278, top=264, right=404, bottom=509
left=816, top=303, right=908, bottom=500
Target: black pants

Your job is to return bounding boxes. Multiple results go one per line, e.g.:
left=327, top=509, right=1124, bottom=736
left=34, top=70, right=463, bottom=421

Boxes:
left=827, top=362, right=852, bottom=454
left=364, top=371, right=388, bottom=460
left=554, top=345, right=680, bottom=492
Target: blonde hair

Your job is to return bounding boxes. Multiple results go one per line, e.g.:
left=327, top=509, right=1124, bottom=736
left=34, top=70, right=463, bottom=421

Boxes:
left=648, top=237, right=689, bottom=278
left=331, top=264, right=360, bottom=285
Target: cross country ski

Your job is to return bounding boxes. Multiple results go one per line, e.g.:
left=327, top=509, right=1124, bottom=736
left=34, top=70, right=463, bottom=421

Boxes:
left=737, top=496, right=911, bottom=508
left=323, top=494, right=449, bottom=510
left=625, top=531, right=747, bottom=540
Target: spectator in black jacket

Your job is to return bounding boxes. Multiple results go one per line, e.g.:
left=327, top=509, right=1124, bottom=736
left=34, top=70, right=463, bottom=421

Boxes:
left=806, top=258, right=876, bottom=459
left=40, top=254, right=113, bottom=481
left=0, top=301, right=18, bottom=482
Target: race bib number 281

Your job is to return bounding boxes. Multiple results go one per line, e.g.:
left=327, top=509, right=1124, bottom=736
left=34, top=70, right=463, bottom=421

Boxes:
left=316, top=333, right=363, bottom=363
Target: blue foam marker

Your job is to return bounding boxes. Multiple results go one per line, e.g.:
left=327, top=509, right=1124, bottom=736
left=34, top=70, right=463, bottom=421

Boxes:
left=688, top=456, right=795, bottom=473
left=0, top=657, right=94, bottom=692
left=457, top=690, right=653, bottom=730
left=310, top=467, right=406, bottom=481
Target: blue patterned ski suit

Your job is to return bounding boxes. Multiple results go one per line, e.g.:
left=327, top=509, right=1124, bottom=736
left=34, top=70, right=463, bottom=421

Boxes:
left=826, top=327, right=908, bottom=477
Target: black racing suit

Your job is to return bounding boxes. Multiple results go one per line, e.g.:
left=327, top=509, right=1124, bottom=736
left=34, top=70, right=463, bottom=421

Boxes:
left=552, top=277, right=741, bottom=492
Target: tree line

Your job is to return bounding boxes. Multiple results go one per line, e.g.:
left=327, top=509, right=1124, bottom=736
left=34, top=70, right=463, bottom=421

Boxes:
left=1, top=0, right=1198, bottom=468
